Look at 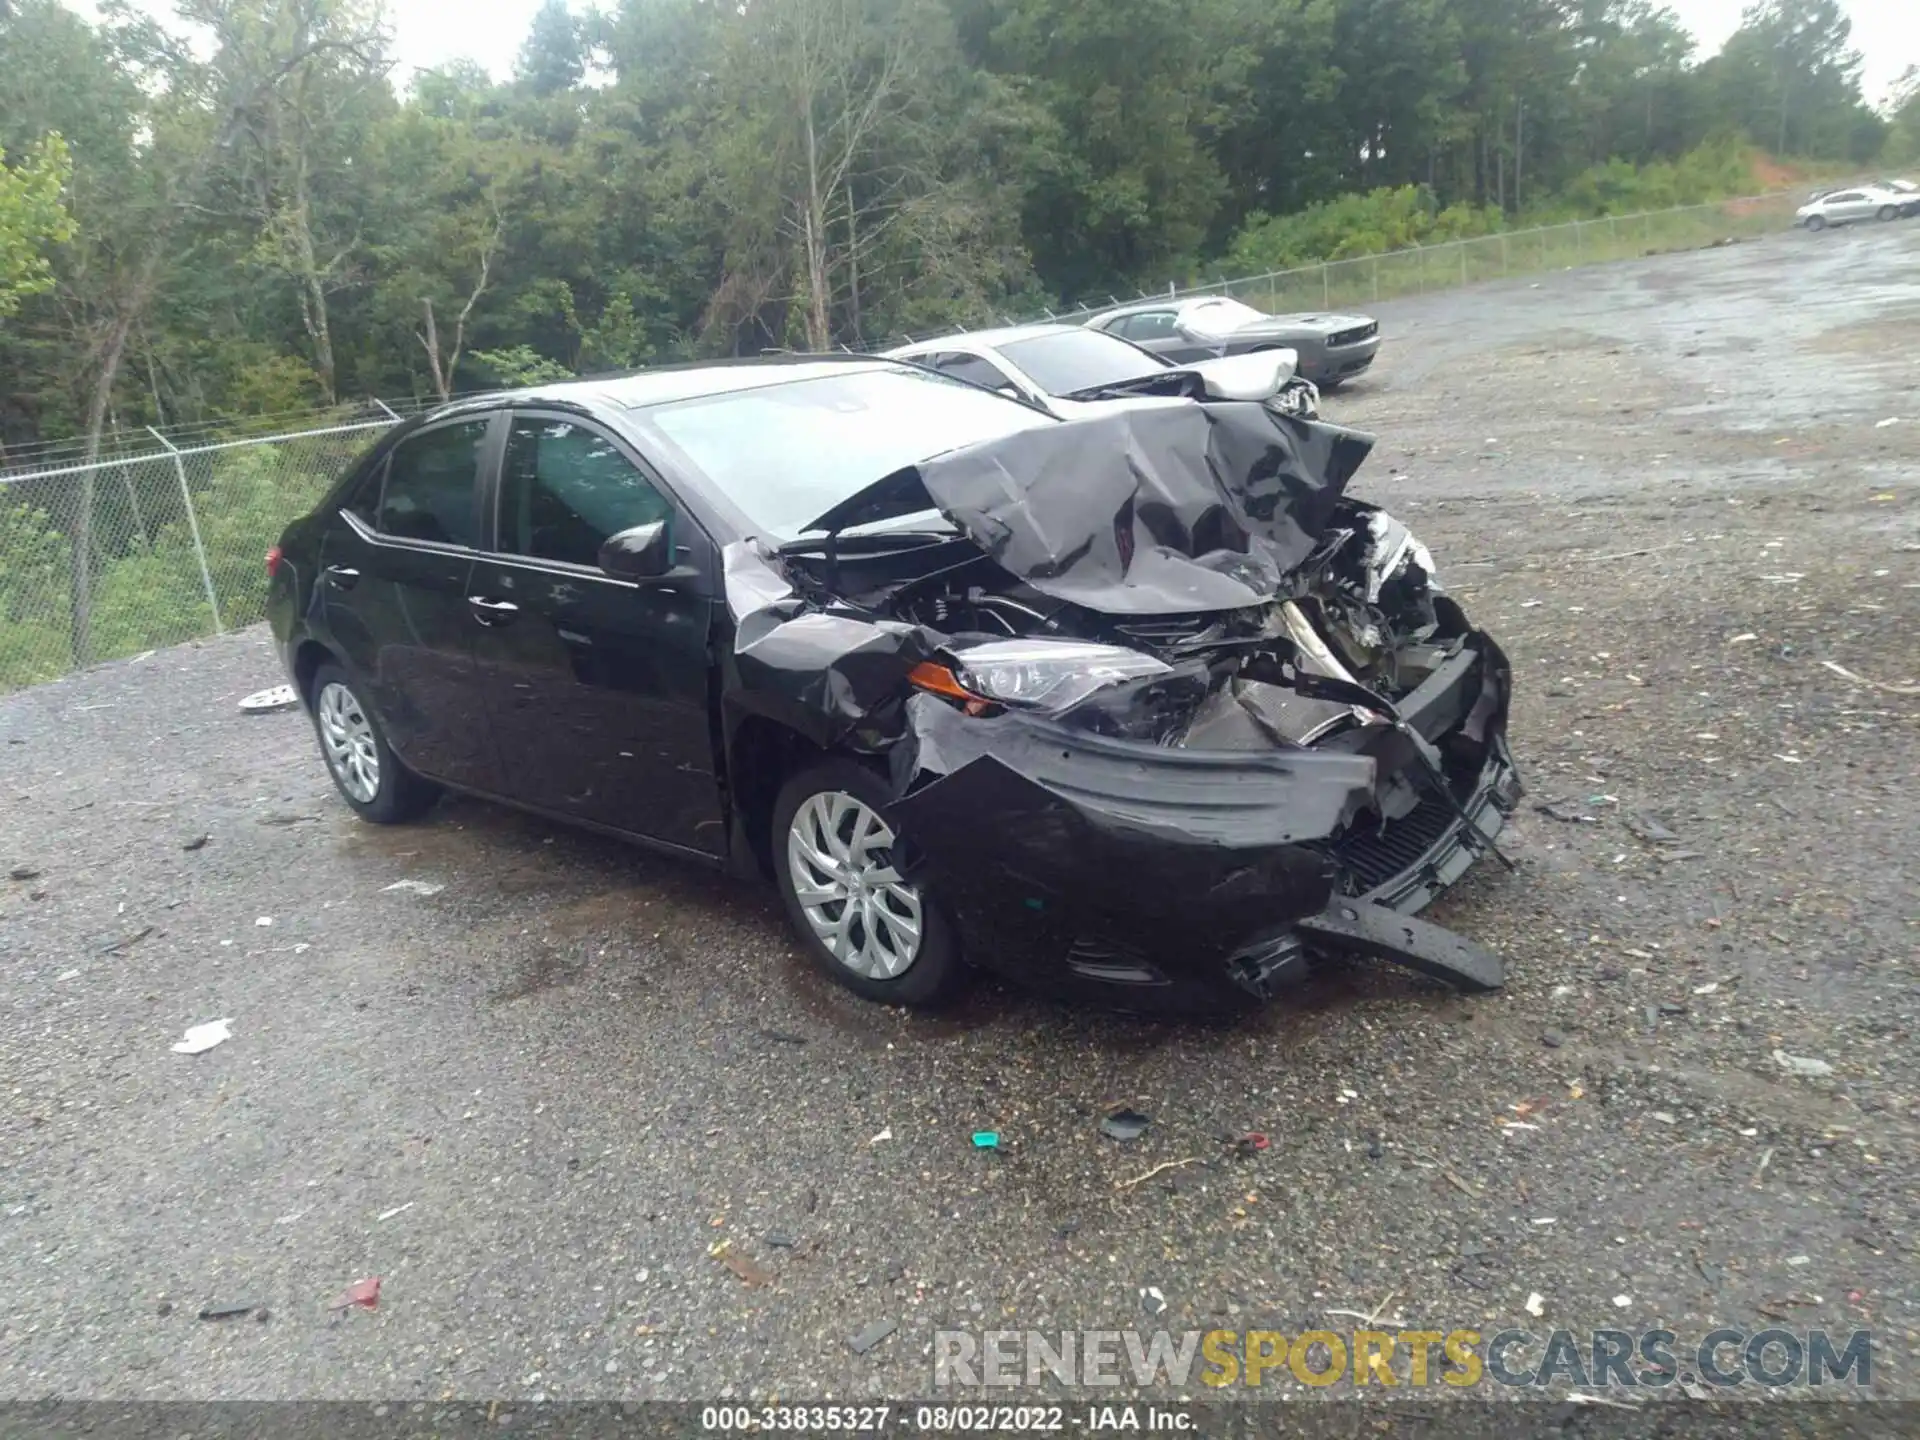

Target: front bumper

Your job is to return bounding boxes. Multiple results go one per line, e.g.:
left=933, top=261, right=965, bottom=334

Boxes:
left=1311, top=337, right=1380, bottom=383
left=888, top=636, right=1519, bottom=1013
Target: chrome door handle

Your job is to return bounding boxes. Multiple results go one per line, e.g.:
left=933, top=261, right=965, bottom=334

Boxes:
left=467, top=595, right=519, bottom=626
left=324, top=565, right=360, bottom=590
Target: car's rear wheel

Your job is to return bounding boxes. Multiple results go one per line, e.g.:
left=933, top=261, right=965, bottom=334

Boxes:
left=1805, top=214, right=1827, bottom=231
left=771, top=759, right=963, bottom=1006
left=1878, top=205, right=1898, bottom=222
left=309, top=663, right=439, bottom=824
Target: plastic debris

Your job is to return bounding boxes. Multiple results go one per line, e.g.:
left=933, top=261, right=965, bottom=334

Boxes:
left=1099, top=1109, right=1150, bottom=1142
left=376, top=1202, right=414, bottom=1221
left=254, top=916, right=273, bottom=927
left=1140, top=1286, right=1167, bottom=1317
left=868, top=1127, right=893, bottom=1145
left=382, top=879, right=444, bottom=896
left=1612, top=1295, right=1632, bottom=1309
left=239, top=684, right=299, bottom=714
left=1525, top=1292, right=1545, bottom=1318
left=8, top=866, right=41, bottom=882
left=171, top=1019, right=232, bottom=1055
left=198, top=1301, right=261, bottom=1321
left=763, top=1232, right=797, bottom=1248
left=1231, top=1131, right=1271, bottom=1155
left=329, top=1276, right=381, bottom=1311
left=760, top=1029, right=808, bottom=1045
left=1819, top=659, right=1920, bottom=697
left=1773, top=1050, right=1834, bottom=1078
left=1874, top=417, right=1902, bottom=429
left=848, top=1318, right=898, bottom=1355
left=182, top=834, right=210, bottom=852
left=971, top=1131, right=999, bottom=1149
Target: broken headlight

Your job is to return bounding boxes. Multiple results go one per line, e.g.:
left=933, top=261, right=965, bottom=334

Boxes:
left=944, top=640, right=1171, bottom=713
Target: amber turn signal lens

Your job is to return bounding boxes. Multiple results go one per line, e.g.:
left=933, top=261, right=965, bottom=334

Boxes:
left=907, top=660, right=977, bottom=701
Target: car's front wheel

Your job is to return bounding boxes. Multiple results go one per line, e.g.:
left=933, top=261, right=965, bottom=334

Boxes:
left=309, top=662, right=439, bottom=824
left=1805, top=214, right=1827, bottom=231
left=771, top=759, right=963, bottom=1006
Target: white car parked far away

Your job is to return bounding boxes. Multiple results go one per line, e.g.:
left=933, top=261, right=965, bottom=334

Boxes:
left=1796, top=185, right=1910, bottom=230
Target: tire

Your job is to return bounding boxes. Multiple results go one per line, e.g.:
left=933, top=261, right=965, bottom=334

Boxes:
left=1805, top=215, right=1826, bottom=231
left=308, top=662, right=439, bottom=824
left=770, top=758, right=964, bottom=1007
left=1878, top=205, right=1898, bottom=222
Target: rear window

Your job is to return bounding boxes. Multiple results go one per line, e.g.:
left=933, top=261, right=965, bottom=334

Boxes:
left=997, top=330, right=1165, bottom=396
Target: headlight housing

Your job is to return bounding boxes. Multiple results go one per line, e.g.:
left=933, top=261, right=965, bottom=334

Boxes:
left=939, top=640, right=1171, bottom=713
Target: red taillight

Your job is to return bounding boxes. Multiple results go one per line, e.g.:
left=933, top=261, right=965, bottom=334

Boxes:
left=265, top=545, right=282, bottom=577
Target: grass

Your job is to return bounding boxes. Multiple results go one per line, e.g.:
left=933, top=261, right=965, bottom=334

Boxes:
left=1217, top=193, right=1803, bottom=313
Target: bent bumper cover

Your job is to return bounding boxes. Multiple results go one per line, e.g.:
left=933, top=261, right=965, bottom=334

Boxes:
left=891, top=672, right=1519, bottom=1008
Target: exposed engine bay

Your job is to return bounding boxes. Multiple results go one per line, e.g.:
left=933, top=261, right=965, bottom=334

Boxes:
left=782, top=497, right=1458, bottom=754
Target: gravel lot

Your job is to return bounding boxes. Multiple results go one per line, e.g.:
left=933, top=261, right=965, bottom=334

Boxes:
left=2, top=220, right=1916, bottom=1407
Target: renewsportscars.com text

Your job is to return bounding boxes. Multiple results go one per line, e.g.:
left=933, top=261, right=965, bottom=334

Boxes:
left=933, top=1327, right=1873, bottom=1390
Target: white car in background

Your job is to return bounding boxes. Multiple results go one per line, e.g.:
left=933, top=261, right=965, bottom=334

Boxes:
left=884, top=322, right=1319, bottom=419
left=1796, top=185, right=1908, bottom=230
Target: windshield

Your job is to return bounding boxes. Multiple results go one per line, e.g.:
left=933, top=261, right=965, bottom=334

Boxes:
left=636, top=367, right=1052, bottom=541
left=997, top=330, right=1167, bottom=395
left=1183, top=297, right=1267, bottom=337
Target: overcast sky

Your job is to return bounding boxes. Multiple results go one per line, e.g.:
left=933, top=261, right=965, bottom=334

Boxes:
left=62, top=0, right=1919, bottom=113
left=371, top=0, right=1915, bottom=108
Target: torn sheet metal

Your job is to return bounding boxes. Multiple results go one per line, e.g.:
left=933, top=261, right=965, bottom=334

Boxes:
left=805, top=404, right=1374, bottom=615
left=720, top=540, right=933, bottom=748
left=917, top=403, right=1373, bottom=614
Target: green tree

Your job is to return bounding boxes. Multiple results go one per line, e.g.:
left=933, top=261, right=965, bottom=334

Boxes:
left=0, top=134, right=74, bottom=319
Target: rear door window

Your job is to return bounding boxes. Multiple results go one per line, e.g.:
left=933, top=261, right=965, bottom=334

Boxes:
left=377, top=420, right=490, bottom=546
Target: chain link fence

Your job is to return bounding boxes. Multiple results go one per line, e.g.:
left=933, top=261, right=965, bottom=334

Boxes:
left=0, top=420, right=392, bottom=694
left=0, top=190, right=1805, bottom=695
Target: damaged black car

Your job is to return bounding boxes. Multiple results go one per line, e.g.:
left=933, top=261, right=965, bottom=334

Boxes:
left=266, top=357, right=1521, bottom=1014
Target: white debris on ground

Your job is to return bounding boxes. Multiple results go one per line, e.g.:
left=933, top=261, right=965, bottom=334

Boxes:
left=171, top=1019, right=232, bottom=1055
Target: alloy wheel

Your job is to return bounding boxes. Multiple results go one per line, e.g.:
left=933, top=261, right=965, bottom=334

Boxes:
left=316, top=680, right=380, bottom=804
left=785, top=790, right=924, bottom=978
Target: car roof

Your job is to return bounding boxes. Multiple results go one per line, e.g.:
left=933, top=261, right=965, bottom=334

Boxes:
left=421, top=355, right=902, bottom=423
left=1085, top=295, right=1248, bottom=324
left=888, top=322, right=1081, bottom=355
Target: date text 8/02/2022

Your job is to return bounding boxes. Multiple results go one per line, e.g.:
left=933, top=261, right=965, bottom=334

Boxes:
left=698, top=1407, right=1193, bottom=1432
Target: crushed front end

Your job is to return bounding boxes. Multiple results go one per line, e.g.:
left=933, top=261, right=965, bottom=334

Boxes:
left=725, top=401, right=1522, bottom=1013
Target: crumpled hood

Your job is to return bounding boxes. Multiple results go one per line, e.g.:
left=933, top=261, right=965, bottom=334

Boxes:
left=804, top=402, right=1374, bottom=616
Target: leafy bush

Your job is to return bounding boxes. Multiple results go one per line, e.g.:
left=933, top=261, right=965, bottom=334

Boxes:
left=1223, top=141, right=1761, bottom=276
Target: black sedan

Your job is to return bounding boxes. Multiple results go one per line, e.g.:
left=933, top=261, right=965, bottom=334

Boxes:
left=1084, top=296, right=1381, bottom=387
left=267, top=358, right=1519, bottom=1013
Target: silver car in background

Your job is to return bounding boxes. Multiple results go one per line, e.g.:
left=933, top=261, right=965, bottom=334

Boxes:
left=1796, top=185, right=1908, bottom=230
left=884, top=323, right=1320, bottom=419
